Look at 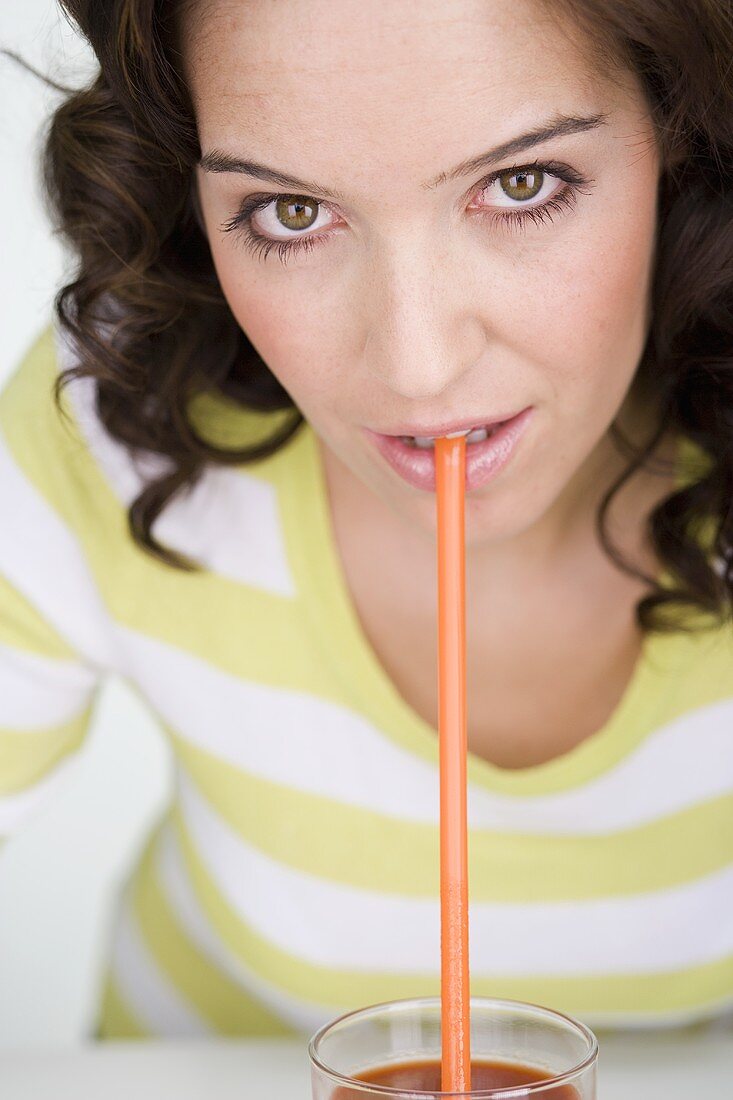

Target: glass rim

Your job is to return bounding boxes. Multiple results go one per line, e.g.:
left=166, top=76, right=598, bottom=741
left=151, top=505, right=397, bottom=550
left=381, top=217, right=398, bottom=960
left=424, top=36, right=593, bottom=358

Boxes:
left=308, top=995, right=599, bottom=1098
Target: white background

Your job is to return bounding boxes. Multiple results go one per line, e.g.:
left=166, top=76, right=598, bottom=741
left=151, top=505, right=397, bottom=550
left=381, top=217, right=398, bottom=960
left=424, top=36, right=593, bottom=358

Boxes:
left=0, top=2, right=173, bottom=1048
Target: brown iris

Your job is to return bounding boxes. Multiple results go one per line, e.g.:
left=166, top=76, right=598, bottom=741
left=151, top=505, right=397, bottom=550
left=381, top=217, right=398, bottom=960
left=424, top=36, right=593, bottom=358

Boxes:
left=498, top=167, right=544, bottom=201
left=274, top=195, right=319, bottom=231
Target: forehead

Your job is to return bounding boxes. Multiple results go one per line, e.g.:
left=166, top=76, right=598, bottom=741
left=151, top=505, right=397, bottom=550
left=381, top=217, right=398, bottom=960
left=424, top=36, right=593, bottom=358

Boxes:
left=181, top=0, right=636, bottom=193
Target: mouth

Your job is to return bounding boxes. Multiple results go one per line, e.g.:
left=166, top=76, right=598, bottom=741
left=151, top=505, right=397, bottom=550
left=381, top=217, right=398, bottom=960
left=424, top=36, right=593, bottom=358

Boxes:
left=362, top=407, right=534, bottom=493
left=396, top=422, right=505, bottom=449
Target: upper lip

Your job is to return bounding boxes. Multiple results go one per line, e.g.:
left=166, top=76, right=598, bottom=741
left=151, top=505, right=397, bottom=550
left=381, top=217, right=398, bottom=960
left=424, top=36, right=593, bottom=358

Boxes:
left=366, top=409, right=526, bottom=438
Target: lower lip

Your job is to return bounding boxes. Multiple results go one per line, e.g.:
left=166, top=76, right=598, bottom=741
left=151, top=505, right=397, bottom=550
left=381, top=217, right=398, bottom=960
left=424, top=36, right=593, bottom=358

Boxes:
left=364, top=407, right=534, bottom=492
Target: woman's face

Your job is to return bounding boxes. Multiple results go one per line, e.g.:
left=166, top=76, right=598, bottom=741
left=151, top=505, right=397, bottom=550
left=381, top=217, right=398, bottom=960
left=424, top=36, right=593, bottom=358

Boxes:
left=182, top=0, right=662, bottom=546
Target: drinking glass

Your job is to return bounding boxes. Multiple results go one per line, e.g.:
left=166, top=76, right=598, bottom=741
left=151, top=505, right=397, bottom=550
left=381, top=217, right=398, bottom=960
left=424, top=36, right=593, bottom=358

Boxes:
left=309, top=996, right=598, bottom=1098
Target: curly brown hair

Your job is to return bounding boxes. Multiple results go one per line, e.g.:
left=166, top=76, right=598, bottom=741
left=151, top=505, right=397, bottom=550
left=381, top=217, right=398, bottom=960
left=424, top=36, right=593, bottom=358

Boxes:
left=4, top=0, right=733, bottom=631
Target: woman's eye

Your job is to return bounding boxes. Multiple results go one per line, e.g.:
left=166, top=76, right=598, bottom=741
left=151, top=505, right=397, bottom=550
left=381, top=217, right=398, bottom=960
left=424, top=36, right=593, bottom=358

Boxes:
left=221, top=193, right=338, bottom=265
left=219, top=159, right=595, bottom=265
left=249, top=195, right=335, bottom=250
left=478, top=166, right=572, bottom=218
left=468, top=161, right=596, bottom=234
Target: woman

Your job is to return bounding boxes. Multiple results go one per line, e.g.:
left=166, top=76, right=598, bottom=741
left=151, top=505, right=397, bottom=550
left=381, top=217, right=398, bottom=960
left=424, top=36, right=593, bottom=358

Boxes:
left=1, top=0, right=732, bottom=1038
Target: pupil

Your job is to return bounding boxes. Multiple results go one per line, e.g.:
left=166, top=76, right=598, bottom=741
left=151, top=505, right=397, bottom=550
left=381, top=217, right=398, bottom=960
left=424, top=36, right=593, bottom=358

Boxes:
left=277, top=195, right=317, bottom=230
left=503, top=168, right=541, bottom=201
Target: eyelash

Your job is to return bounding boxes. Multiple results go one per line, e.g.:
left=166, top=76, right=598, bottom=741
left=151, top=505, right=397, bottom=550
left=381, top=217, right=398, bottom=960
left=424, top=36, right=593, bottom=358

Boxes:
left=219, top=158, right=595, bottom=266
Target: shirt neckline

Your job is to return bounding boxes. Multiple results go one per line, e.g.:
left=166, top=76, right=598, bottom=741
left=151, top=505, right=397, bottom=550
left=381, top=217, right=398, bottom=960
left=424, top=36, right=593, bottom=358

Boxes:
left=279, top=422, right=702, bottom=796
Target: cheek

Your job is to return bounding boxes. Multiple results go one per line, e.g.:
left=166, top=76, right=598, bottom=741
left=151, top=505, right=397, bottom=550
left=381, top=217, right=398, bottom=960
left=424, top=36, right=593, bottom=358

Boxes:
left=526, top=182, right=658, bottom=415
left=208, top=240, right=347, bottom=403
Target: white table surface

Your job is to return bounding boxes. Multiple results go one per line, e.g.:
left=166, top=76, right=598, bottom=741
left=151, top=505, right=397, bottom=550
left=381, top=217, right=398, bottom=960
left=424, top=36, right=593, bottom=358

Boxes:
left=2, top=1032, right=732, bottom=1098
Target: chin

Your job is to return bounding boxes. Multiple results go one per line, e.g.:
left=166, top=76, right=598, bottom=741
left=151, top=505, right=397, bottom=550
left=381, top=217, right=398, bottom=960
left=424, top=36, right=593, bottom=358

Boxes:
left=462, top=478, right=557, bottom=550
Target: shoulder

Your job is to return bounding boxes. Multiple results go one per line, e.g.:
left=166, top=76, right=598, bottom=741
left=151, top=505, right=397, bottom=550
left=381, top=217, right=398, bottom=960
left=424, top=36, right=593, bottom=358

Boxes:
left=647, top=613, right=733, bottom=730
left=0, top=323, right=75, bottom=470
left=0, top=323, right=123, bottom=664
left=0, top=320, right=317, bottom=597
left=0, top=321, right=165, bottom=537
left=0, top=323, right=94, bottom=520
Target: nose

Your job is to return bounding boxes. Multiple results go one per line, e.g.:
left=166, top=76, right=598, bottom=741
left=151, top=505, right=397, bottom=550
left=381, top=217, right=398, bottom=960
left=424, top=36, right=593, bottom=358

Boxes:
left=364, top=246, right=485, bottom=401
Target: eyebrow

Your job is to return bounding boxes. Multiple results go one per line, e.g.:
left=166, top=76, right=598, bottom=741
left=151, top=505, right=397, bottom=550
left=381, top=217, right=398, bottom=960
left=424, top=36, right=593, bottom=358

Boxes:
left=198, top=111, right=610, bottom=200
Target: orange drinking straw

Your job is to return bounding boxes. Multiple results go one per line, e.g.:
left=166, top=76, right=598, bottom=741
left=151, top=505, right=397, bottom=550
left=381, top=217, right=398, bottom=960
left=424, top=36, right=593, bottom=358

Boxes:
left=435, top=435, right=471, bottom=1095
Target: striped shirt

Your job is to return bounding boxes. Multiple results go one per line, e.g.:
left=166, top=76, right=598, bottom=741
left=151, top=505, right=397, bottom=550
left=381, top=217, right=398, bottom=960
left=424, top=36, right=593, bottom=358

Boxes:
left=1, top=322, right=732, bottom=1039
